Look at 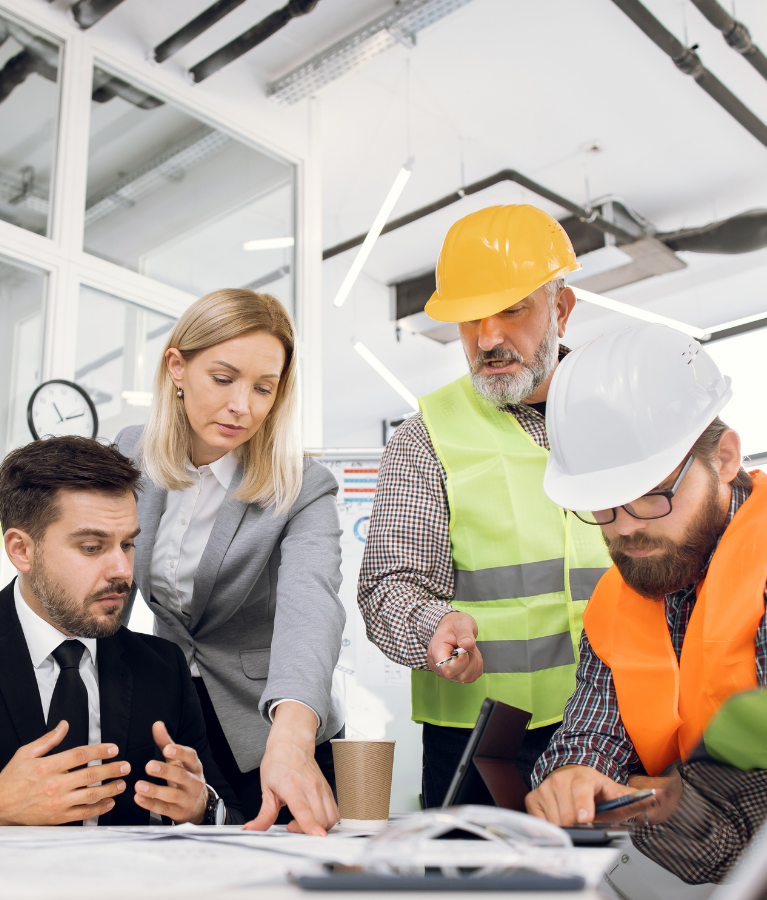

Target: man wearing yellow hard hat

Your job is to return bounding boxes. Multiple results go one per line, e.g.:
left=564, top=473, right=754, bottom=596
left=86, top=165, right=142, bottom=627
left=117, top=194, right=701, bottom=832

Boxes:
left=357, top=204, right=611, bottom=808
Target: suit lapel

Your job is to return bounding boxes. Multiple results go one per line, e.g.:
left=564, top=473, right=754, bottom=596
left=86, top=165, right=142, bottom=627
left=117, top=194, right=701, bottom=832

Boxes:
left=134, top=475, right=167, bottom=603
left=189, top=465, right=248, bottom=630
left=96, top=629, right=132, bottom=827
left=0, top=581, right=48, bottom=746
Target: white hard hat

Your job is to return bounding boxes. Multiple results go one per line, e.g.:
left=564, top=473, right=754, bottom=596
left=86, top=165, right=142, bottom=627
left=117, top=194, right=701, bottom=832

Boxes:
left=544, top=324, right=732, bottom=512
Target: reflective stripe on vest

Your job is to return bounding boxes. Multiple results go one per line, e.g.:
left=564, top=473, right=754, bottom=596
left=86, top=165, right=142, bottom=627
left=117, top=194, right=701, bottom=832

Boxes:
left=413, top=374, right=611, bottom=729
left=584, top=471, right=767, bottom=776
left=454, top=562, right=607, bottom=604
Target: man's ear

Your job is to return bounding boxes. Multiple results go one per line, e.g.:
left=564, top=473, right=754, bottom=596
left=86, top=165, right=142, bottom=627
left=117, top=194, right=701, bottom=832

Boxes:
left=716, top=429, right=742, bottom=485
left=4, top=528, right=35, bottom=573
left=556, top=287, right=577, bottom=338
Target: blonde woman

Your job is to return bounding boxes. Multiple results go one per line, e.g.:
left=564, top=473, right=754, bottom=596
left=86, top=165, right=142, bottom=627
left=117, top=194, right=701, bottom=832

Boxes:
left=116, top=289, right=344, bottom=835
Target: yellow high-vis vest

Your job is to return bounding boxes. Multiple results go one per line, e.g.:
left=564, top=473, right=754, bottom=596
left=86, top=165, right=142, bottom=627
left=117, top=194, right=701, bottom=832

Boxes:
left=412, top=374, right=611, bottom=730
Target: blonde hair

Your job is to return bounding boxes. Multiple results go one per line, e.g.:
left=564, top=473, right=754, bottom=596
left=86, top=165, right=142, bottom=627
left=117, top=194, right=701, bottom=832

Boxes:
left=141, top=289, right=303, bottom=514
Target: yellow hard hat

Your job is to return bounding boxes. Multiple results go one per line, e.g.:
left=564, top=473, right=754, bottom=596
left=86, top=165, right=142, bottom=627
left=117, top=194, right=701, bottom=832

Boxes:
left=425, top=204, right=581, bottom=323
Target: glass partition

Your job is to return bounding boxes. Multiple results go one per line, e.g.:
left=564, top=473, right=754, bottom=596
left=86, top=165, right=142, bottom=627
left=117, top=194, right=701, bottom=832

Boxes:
left=84, top=67, right=295, bottom=309
left=0, top=13, right=61, bottom=236
left=74, top=285, right=176, bottom=442
left=0, top=255, right=45, bottom=455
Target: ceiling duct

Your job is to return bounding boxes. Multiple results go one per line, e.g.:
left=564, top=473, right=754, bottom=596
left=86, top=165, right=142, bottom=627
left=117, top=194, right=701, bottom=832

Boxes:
left=189, top=0, right=321, bottom=84
left=91, top=70, right=164, bottom=109
left=154, top=0, right=247, bottom=64
left=658, top=209, right=767, bottom=254
left=0, top=22, right=58, bottom=104
left=0, top=48, right=56, bottom=104
left=610, top=0, right=767, bottom=150
left=688, top=0, right=767, bottom=82
left=0, top=20, right=162, bottom=109
left=69, top=0, right=127, bottom=29
left=267, top=0, right=476, bottom=105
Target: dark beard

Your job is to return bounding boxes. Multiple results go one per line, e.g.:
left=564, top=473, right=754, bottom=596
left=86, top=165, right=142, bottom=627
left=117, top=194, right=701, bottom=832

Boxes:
left=29, top=552, right=129, bottom=639
left=605, top=476, right=728, bottom=600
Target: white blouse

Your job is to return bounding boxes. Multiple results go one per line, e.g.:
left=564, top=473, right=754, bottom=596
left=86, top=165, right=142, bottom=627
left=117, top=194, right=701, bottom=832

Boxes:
left=148, top=453, right=317, bottom=724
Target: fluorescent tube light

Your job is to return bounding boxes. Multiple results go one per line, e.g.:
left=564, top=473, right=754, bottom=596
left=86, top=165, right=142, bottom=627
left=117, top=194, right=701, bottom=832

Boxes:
left=705, top=312, right=767, bottom=334
left=572, top=286, right=710, bottom=340
left=333, top=165, right=412, bottom=308
left=354, top=341, right=419, bottom=411
left=243, top=237, right=295, bottom=250
left=121, top=391, right=153, bottom=407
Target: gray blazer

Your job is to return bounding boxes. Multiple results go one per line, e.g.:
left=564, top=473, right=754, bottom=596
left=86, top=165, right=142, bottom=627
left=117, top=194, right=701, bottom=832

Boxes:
left=116, top=425, right=345, bottom=773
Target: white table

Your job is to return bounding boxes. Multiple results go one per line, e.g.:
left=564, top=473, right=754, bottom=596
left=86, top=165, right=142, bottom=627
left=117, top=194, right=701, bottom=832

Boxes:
left=0, top=826, right=611, bottom=900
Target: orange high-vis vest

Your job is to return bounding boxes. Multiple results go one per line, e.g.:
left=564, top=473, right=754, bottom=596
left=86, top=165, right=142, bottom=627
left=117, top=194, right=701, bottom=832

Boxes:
left=583, top=470, right=767, bottom=776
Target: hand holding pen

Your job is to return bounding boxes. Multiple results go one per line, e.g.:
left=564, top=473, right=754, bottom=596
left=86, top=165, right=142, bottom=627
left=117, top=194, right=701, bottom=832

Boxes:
left=426, top=611, right=484, bottom=684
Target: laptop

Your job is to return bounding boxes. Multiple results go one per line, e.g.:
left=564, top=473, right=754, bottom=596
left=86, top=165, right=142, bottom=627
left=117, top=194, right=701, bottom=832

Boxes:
left=441, top=698, right=532, bottom=811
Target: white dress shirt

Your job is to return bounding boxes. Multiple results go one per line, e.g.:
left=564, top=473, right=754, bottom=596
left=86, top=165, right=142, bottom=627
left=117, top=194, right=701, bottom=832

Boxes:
left=148, top=453, right=318, bottom=726
left=14, top=580, right=101, bottom=826
left=149, top=453, right=238, bottom=677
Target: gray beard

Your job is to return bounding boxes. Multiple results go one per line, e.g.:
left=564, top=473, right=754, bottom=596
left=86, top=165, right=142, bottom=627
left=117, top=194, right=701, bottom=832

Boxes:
left=468, top=311, right=559, bottom=406
left=29, top=550, right=128, bottom=639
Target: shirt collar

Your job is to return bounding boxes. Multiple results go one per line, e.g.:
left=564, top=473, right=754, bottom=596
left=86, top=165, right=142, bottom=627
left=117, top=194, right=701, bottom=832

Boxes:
left=14, top=579, right=97, bottom=669
left=184, top=451, right=238, bottom=491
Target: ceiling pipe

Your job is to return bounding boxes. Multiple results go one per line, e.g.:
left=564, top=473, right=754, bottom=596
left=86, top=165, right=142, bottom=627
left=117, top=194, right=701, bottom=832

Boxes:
left=70, top=0, right=127, bottom=29
left=189, top=0, right=321, bottom=84
left=688, top=0, right=767, bottom=82
left=154, top=0, right=247, bottom=64
left=322, top=169, right=638, bottom=261
left=610, top=0, right=767, bottom=150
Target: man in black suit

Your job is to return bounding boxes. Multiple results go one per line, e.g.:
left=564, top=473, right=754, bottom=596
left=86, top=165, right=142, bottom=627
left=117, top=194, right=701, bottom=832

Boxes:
left=0, top=436, right=243, bottom=826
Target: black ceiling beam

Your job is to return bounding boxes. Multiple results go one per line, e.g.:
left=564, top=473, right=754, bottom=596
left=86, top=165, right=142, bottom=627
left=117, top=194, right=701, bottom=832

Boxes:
left=322, top=169, right=638, bottom=261
left=189, top=0, right=321, bottom=84
left=70, top=0, right=127, bottom=29
left=154, top=0, right=247, bottom=64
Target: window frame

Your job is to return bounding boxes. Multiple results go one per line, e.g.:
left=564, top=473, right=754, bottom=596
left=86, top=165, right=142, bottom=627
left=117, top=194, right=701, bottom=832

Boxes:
left=0, top=0, right=319, bottom=441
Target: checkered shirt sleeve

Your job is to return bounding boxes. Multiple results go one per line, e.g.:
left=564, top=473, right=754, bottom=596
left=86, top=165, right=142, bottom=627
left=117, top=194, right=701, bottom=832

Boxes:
left=533, top=483, right=767, bottom=787
left=630, top=763, right=767, bottom=884
left=357, top=404, right=550, bottom=670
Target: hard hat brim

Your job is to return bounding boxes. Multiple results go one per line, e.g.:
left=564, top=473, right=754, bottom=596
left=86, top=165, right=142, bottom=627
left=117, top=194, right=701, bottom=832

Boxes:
left=543, top=379, right=733, bottom=513
left=424, top=261, right=581, bottom=323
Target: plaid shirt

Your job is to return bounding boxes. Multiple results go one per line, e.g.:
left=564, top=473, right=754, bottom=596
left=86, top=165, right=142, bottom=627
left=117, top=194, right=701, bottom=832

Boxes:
left=629, top=760, right=767, bottom=884
left=357, top=383, right=551, bottom=670
left=533, top=483, right=767, bottom=787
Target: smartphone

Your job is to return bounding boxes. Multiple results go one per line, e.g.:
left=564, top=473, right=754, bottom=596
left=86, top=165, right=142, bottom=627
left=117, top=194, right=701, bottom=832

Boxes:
left=594, top=789, right=655, bottom=814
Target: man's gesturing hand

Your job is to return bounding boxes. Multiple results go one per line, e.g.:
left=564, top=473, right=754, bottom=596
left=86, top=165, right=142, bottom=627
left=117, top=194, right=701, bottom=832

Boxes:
left=134, top=721, right=208, bottom=824
left=525, top=764, right=654, bottom=826
left=243, top=701, right=339, bottom=837
left=0, top=721, right=129, bottom=825
left=427, top=611, right=483, bottom=683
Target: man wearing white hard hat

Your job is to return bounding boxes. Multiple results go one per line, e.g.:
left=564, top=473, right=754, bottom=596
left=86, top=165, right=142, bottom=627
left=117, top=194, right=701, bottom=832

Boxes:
left=358, top=205, right=611, bottom=807
left=526, top=323, right=767, bottom=834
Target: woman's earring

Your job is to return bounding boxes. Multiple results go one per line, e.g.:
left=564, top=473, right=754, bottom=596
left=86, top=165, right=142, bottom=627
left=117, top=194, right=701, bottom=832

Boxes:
left=176, top=387, right=184, bottom=398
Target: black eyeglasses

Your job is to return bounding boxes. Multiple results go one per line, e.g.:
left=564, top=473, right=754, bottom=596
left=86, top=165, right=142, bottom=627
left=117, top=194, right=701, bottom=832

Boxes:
left=571, top=454, right=695, bottom=526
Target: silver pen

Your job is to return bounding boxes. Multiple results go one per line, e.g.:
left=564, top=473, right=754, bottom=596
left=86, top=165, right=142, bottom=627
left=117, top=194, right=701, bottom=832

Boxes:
left=435, top=647, right=468, bottom=667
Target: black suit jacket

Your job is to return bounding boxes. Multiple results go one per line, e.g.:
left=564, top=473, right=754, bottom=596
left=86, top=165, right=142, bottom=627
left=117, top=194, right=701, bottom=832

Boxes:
left=0, top=581, right=243, bottom=825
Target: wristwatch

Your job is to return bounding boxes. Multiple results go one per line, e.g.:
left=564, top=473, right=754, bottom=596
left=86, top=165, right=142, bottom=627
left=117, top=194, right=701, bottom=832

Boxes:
left=203, top=784, right=226, bottom=825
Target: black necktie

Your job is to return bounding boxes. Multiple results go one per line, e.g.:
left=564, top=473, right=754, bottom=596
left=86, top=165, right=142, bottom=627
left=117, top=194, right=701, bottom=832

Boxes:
left=48, top=640, right=89, bottom=754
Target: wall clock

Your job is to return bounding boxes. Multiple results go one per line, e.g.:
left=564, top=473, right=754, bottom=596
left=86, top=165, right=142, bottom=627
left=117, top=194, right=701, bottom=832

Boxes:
left=27, top=380, right=98, bottom=440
